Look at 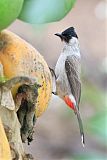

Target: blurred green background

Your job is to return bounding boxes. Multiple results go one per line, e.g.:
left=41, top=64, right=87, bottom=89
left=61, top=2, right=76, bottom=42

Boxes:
left=8, top=0, right=106, bottom=159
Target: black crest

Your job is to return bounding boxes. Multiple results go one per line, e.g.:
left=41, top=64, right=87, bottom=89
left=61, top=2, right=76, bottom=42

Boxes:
left=55, top=27, right=78, bottom=43
left=62, top=27, right=78, bottom=43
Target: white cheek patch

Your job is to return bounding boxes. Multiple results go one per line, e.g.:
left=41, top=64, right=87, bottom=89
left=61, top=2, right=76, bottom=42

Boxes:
left=69, top=94, right=76, bottom=106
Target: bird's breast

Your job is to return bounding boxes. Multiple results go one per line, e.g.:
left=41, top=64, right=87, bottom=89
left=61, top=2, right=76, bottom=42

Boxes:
left=55, top=54, right=70, bottom=98
left=55, top=54, right=66, bottom=76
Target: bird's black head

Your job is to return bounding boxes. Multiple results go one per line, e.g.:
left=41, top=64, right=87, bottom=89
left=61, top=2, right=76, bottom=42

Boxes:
left=55, top=27, right=78, bottom=43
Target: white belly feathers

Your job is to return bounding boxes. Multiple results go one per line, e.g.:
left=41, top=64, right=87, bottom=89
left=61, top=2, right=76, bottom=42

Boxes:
left=55, top=54, right=70, bottom=98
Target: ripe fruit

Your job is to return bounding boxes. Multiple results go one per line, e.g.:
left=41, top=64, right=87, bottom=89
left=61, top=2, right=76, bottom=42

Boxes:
left=0, top=118, right=11, bottom=159
left=0, top=30, right=52, bottom=117
left=0, top=0, right=24, bottom=31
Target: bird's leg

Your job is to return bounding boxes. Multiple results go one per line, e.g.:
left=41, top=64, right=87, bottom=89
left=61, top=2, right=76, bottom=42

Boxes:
left=49, top=67, right=58, bottom=95
left=52, top=91, right=57, bottom=95
left=49, top=67, right=57, bottom=79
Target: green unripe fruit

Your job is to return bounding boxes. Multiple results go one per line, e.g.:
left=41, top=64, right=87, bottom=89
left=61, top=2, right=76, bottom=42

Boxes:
left=0, top=0, right=24, bottom=31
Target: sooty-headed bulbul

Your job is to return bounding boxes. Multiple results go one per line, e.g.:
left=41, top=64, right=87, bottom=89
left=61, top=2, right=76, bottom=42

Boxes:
left=51, top=27, right=85, bottom=147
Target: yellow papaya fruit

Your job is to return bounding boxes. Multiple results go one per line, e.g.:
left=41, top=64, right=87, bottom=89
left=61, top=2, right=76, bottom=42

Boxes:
left=0, top=30, right=52, bottom=117
left=0, top=118, right=11, bottom=160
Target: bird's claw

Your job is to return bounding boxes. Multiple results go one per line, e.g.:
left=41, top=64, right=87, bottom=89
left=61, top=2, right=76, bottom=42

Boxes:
left=52, top=91, right=57, bottom=95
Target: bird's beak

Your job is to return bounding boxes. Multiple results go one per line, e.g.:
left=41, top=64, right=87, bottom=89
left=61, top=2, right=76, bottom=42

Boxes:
left=54, top=33, right=63, bottom=40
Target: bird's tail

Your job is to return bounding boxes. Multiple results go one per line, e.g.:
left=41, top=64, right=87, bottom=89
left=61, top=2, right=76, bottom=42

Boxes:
left=64, top=95, right=85, bottom=147
left=74, top=106, right=85, bottom=147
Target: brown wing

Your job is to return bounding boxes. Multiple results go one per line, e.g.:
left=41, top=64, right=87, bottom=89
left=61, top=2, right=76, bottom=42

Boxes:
left=65, top=55, right=81, bottom=108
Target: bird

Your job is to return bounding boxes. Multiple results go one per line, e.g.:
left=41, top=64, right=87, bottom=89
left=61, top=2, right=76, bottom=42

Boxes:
left=51, top=27, right=85, bottom=147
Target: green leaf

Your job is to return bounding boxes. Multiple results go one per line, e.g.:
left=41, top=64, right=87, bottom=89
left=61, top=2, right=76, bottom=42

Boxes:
left=18, top=0, right=76, bottom=23
left=0, top=0, right=24, bottom=31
